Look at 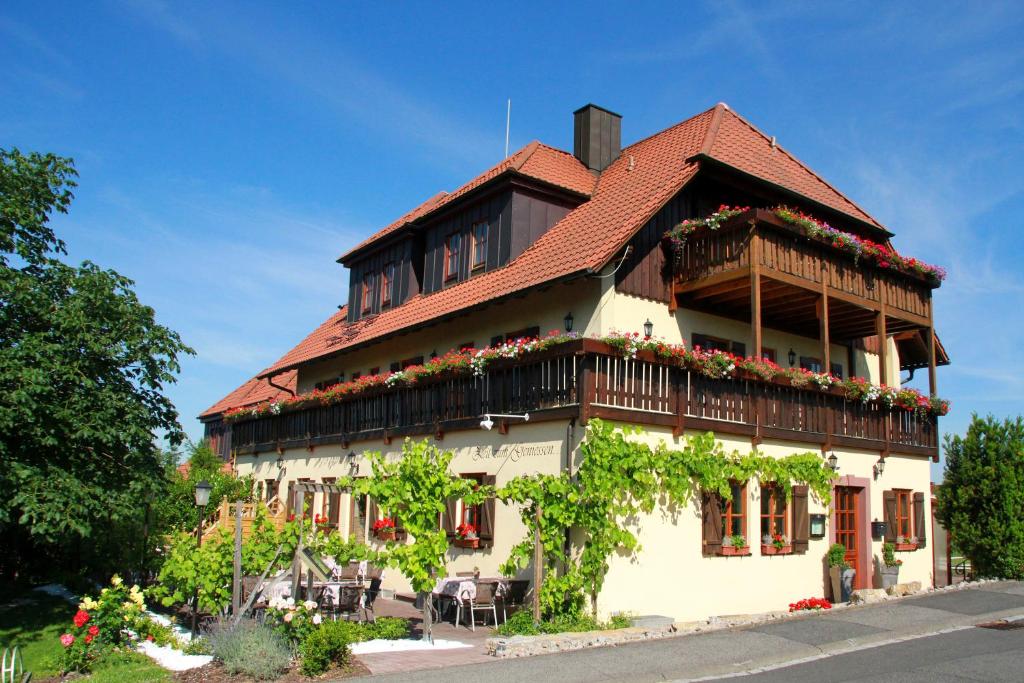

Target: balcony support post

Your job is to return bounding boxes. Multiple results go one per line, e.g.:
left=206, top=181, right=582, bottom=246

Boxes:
left=750, top=229, right=762, bottom=360
left=927, top=296, right=937, bottom=397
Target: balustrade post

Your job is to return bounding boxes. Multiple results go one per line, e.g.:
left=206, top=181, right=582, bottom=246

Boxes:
left=579, top=353, right=596, bottom=425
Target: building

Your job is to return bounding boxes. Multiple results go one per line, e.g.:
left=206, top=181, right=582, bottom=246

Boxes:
left=200, top=103, right=948, bottom=621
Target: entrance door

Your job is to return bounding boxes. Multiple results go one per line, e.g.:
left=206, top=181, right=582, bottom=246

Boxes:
left=834, top=486, right=864, bottom=588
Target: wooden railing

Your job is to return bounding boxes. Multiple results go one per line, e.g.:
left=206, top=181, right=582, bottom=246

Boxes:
left=674, top=209, right=934, bottom=321
left=201, top=497, right=288, bottom=543
left=228, top=340, right=938, bottom=458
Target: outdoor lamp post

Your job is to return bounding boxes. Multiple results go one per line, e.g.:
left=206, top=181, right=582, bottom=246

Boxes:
left=643, top=319, right=653, bottom=337
left=191, top=480, right=212, bottom=637
left=564, top=312, right=574, bottom=333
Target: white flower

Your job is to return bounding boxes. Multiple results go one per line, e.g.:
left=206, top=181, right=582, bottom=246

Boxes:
left=285, top=597, right=295, bottom=607
left=303, top=600, right=317, bottom=611
left=312, top=614, right=322, bottom=625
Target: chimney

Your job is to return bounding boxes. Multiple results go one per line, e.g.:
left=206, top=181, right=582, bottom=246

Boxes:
left=573, top=104, right=622, bottom=172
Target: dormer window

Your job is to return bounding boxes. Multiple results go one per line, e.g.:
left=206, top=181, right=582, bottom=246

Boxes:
left=471, top=221, right=488, bottom=270
left=361, top=273, right=374, bottom=313
left=444, top=233, right=461, bottom=281
left=381, top=262, right=395, bottom=305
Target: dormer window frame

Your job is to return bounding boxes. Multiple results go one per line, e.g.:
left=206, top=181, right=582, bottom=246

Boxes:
left=361, top=273, right=374, bottom=313
left=444, top=232, right=461, bottom=282
left=381, top=261, right=395, bottom=306
left=470, top=221, right=488, bottom=271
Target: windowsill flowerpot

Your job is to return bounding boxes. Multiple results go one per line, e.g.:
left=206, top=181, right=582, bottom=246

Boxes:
left=894, top=543, right=917, bottom=552
left=719, top=546, right=751, bottom=556
left=761, top=544, right=793, bottom=556
left=376, top=529, right=396, bottom=541
left=454, top=537, right=480, bottom=549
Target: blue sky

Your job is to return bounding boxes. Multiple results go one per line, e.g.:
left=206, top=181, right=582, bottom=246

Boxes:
left=2, top=1, right=1022, bottom=475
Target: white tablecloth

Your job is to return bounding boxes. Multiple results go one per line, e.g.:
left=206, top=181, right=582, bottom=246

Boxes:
left=432, top=577, right=507, bottom=601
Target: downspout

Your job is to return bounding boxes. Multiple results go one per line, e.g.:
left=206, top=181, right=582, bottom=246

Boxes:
left=267, top=375, right=296, bottom=397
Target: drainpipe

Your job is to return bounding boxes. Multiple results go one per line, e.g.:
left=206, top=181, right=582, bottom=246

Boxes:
left=267, top=375, right=295, bottom=397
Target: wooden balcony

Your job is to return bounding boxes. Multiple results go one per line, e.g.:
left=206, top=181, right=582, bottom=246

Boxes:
left=228, top=340, right=938, bottom=460
left=671, top=209, right=940, bottom=395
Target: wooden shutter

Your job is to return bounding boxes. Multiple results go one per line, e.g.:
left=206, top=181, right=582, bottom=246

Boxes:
left=286, top=481, right=295, bottom=515
left=913, top=492, right=927, bottom=547
left=479, top=475, right=496, bottom=548
left=791, top=485, right=809, bottom=554
left=322, top=478, right=340, bottom=526
left=701, top=490, right=723, bottom=556
left=367, top=496, right=378, bottom=527
left=442, top=497, right=457, bottom=537
left=883, top=490, right=897, bottom=543
left=394, top=511, right=407, bottom=541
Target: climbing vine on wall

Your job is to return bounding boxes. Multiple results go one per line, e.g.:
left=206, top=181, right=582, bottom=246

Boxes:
left=499, top=419, right=836, bottom=618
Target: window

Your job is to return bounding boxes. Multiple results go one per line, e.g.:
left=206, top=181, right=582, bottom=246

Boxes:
left=401, top=356, right=424, bottom=369
left=895, top=489, right=912, bottom=538
left=721, top=481, right=746, bottom=537
left=361, top=273, right=374, bottom=312
left=389, top=362, right=401, bottom=372
left=760, top=484, right=787, bottom=538
left=505, top=326, right=540, bottom=343
left=762, top=347, right=777, bottom=363
left=471, top=222, right=488, bottom=270
left=444, top=233, right=461, bottom=281
left=368, top=367, right=380, bottom=376
left=381, top=262, right=395, bottom=305
left=264, top=479, right=278, bottom=503
left=692, top=333, right=745, bottom=356
left=830, top=362, right=843, bottom=379
left=800, top=356, right=822, bottom=373
left=460, top=474, right=485, bottom=529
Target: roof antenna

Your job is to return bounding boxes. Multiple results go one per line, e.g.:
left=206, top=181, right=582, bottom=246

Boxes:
left=504, top=99, right=511, bottom=159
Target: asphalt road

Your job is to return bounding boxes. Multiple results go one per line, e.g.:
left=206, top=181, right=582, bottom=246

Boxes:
left=706, top=625, right=1024, bottom=682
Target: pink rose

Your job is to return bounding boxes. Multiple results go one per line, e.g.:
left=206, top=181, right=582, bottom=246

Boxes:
left=283, top=612, right=293, bottom=623
left=61, top=633, right=75, bottom=647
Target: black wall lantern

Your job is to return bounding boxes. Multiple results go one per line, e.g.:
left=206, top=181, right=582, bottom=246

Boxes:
left=788, top=348, right=797, bottom=367
left=564, top=312, right=574, bottom=332
left=643, top=319, right=654, bottom=337
left=871, top=520, right=887, bottom=541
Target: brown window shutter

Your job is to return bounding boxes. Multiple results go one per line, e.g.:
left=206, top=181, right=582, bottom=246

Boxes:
left=702, top=490, right=723, bottom=556
left=479, top=475, right=497, bottom=547
left=442, top=497, right=458, bottom=537
left=367, top=496, right=378, bottom=526
left=883, top=490, right=897, bottom=543
left=791, top=485, right=809, bottom=554
left=913, top=492, right=927, bottom=548
left=286, top=481, right=295, bottom=514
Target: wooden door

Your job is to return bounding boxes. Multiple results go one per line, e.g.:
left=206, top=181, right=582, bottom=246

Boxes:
left=834, top=486, right=862, bottom=586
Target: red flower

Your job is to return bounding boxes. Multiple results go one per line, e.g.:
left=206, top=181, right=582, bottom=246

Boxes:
left=85, top=634, right=94, bottom=644
left=73, top=610, right=90, bottom=628
left=88, top=625, right=99, bottom=636
left=147, top=634, right=155, bottom=641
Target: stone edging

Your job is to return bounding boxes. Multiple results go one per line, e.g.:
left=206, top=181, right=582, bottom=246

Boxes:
left=485, top=577, right=1007, bottom=659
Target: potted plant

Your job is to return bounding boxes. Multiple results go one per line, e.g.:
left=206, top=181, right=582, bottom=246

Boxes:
left=827, top=543, right=855, bottom=602
left=373, top=517, right=396, bottom=541
left=454, top=522, right=479, bottom=549
left=879, top=542, right=902, bottom=589
left=721, top=534, right=750, bottom=556
left=762, top=532, right=792, bottom=555
left=894, top=535, right=918, bottom=552
left=313, top=513, right=333, bottom=532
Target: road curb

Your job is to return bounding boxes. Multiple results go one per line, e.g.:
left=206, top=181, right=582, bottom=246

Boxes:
left=674, top=606, right=1024, bottom=681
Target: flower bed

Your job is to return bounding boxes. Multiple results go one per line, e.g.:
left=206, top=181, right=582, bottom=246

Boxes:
left=224, top=329, right=948, bottom=423
left=789, top=597, right=832, bottom=612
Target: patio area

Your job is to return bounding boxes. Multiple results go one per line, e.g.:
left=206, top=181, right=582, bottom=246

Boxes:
left=356, top=597, right=497, bottom=675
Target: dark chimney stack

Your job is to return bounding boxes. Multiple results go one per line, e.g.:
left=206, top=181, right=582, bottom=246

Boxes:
left=573, top=104, right=622, bottom=172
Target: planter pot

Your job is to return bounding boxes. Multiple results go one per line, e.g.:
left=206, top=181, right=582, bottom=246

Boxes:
left=829, top=565, right=843, bottom=602
left=894, top=543, right=918, bottom=552
left=880, top=565, right=900, bottom=590
left=719, top=546, right=751, bottom=556
left=454, top=537, right=480, bottom=549
left=841, top=568, right=856, bottom=602
left=375, top=529, right=396, bottom=541
left=761, top=544, right=793, bottom=556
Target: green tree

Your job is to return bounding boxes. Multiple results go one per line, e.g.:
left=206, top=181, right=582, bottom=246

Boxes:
left=350, top=439, right=486, bottom=640
left=937, top=415, right=1024, bottom=579
left=0, top=148, right=193, bottom=580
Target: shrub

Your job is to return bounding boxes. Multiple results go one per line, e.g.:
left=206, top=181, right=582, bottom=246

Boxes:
left=827, top=543, right=849, bottom=569
left=206, top=619, right=291, bottom=681
left=299, top=620, right=352, bottom=677
left=937, top=415, right=1024, bottom=578
left=363, top=617, right=410, bottom=640
left=265, top=596, right=322, bottom=645
left=495, top=609, right=625, bottom=637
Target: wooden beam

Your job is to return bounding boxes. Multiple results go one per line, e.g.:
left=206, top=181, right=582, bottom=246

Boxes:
left=927, top=293, right=937, bottom=397
left=673, top=266, right=750, bottom=294
left=818, top=293, right=831, bottom=372
left=751, top=229, right=762, bottom=360
left=876, top=300, right=889, bottom=386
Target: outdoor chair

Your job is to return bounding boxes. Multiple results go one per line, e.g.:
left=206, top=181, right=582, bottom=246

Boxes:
left=334, top=585, right=364, bottom=622
left=338, top=564, right=361, bottom=581
left=498, top=579, right=530, bottom=619
left=362, top=576, right=382, bottom=623
left=457, top=581, right=499, bottom=631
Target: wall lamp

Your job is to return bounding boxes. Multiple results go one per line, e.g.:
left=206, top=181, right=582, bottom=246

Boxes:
left=480, top=413, right=530, bottom=431
left=564, top=312, right=574, bottom=332
left=873, top=457, right=885, bottom=480
left=643, top=319, right=654, bottom=337
left=345, top=450, right=359, bottom=476
left=826, top=451, right=839, bottom=472
left=788, top=348, right=797, bottom=367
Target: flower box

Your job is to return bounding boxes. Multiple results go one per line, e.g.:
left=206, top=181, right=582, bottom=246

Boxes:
left=719, top=546, right=751, bottom=556
left=761, top=544, right=793, bottom=556
left=454, top=537, right=480, bottom=549
left=375, top=529, right=396, bottom=541
left=894, top=542, right=918, bottom=552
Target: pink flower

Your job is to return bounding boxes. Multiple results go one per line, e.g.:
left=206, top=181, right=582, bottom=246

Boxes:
left=283, top=612, right=294, bottom=623
left=61, top=633, right=75, bottom=647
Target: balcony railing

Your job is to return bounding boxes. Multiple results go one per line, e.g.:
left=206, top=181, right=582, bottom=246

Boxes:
left=229, top=340, right=938, bottom=459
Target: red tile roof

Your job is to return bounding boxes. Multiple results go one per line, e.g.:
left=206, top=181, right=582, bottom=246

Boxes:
left=199, top=368, right=297, bottom=418
left=203, top=103, right=895, bottom=416
left=339, top=142, right=596, bottom=262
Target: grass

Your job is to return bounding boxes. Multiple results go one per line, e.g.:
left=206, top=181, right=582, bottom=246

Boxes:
left=0, top=584, right=168, bottom=682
